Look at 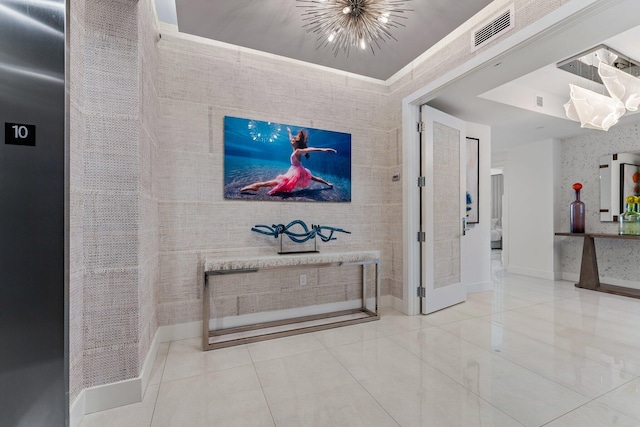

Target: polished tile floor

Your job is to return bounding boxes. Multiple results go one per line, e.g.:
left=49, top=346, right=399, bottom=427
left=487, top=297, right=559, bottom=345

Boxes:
left=81, top=253, right=640, bottom=426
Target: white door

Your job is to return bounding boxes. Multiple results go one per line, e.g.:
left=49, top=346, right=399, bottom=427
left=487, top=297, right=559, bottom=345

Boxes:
left=420, top=105, right=467, bottom=314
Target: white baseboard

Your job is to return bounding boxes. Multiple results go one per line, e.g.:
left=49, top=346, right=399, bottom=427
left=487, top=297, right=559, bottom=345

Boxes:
left=84, top=376, right=143, bottom=414
left=156, top=320, right=201, bottom=343
left=70, top=331, right=165, bottom=426
left=466, top=281, right=493, bottom=294
left=69, top=389, right=85, bottom=427
left=507, top=266, right=558, bottom=281
left=379, top=294, right=392, bottom=308
left=561, top=272, right=579, bottom=283
left=381, top=295, right=406, bottom=313
left=561, top=272, right=640, bottom=290
left=69, top=321, right=194, bottom=426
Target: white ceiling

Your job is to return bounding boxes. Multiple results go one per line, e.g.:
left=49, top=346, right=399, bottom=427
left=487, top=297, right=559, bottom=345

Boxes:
left=427, top=2, right=640, bottom=154
left=476, top=25, right=640, bottom=142
left=157, top=0, right=640, bottom=153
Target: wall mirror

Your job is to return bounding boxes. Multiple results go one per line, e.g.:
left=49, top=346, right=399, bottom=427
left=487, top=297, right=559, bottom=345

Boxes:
left=600, top=151, right=640, bottom=221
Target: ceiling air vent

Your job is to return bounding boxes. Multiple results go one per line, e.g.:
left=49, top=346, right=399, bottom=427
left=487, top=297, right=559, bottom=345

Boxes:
left=471, top=5, right=515, bottom=52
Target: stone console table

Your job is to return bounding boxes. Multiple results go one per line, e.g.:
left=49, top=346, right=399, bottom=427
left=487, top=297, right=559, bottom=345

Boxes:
left=203, top=251, right=380, bottom=351
left=555, top=233, right=640, bottom=299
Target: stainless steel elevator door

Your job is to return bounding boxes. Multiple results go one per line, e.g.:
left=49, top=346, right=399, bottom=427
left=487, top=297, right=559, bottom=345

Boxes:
left=0, top=1, right=67, bottom=425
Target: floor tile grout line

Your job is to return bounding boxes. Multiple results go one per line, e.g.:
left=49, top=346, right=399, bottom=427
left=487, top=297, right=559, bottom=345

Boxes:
left=246, top=337, right=327, bottom=365
left=405, top=338, right=588, bottom=426
left=454, top=313, right=620, bottom=372
left=437, top=323, right=601, bottom=400
left=319, top=318, right=523, bottom=426
left=478, top=307, right=640, bottom=373
left=382, top=330, right=529, bottom=426
left=323, top=335, right=402, bottom=427
left=148, top=341, right=171, bottom=427
left=512, top=293, right=640, bottom=321
left=155, top=347, right=254, bottom=386
left=243, top=339, right=278, bottom=424
left=538, top=396, right=604, bottom=426
left=155, top=343, right=170, bottom=385
left=83, top=275, right=640, bottom=426
left=311, top=324, right=385, bottom=350
left=405, top=337, right=525, bottom=426
left=580, top=376, right=640, bottom=423
left=431, top=317, right=635, bottom=402
left=421, top=292, right=640, bottom=387
left=247, top=353, right=278, bottom=427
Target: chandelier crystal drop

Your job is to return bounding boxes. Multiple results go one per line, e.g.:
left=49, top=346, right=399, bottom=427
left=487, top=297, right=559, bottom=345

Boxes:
left=564, top=84, right=626, bottom=131
left=599, top=62, right=640, bottom=112
left=297, top=0, right=413, bottom=56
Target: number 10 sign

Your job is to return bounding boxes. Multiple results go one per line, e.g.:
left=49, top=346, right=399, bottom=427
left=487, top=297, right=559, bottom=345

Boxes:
left=5, top=122, right=36, bottom=146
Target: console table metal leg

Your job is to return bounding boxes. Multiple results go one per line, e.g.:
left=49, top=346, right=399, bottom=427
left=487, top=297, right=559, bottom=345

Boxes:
left=203, top=274, right=210, bottom=350
left=376, top=261, right=380, bottom=313
left=362, top=264, right=367, bottom=310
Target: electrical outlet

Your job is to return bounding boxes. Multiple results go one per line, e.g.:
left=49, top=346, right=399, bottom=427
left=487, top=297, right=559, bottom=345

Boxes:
left=300, top=274, right=307, bottom=286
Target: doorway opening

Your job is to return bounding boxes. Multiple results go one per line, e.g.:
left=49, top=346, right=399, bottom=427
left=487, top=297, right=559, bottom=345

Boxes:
left=402, top=0, right=640, bottom=315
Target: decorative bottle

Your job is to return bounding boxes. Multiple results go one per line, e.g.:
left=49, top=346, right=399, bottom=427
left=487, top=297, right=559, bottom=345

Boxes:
left=619, top=195, right=640, bottom=235
left=635, top=196, right=640, bottom=235
left=570, top=182, right=585, bottom=233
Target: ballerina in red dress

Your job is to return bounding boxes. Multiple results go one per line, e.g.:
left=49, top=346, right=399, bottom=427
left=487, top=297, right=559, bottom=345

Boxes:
left=241, top=127, right=336, bottom=194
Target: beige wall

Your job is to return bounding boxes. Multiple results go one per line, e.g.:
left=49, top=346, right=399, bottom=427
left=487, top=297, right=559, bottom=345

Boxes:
left=155, top=24, right=395, bottom=325
left=69, top=0, right=159, bottom=403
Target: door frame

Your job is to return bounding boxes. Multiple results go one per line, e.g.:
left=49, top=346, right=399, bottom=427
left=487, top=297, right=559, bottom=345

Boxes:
left=400, top=0, right=619, bottom=315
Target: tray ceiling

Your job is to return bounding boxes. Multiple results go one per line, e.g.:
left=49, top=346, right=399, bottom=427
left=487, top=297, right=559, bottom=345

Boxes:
left=172, top=0, right=494, bottom=80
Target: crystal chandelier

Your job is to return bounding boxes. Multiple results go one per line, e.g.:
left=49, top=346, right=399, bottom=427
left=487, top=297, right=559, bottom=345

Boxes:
left=296, top=0, right=413, bottom=56
left=564, top=84, right=626, bottom=131
left=560, top=45, right=640, bottom=131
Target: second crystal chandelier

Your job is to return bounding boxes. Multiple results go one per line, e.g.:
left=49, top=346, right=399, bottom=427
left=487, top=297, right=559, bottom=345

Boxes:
left=297, top=0, right=413, bottom=56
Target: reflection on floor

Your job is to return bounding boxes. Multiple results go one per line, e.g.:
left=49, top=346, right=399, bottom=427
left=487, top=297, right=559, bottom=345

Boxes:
left=81, top=270, right=640, bottom=427
left=491, top=248, right=504, bottom=281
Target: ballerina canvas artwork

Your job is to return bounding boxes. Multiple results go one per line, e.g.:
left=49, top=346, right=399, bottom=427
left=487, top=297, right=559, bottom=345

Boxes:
left=224, top=116, right=352, bottom=202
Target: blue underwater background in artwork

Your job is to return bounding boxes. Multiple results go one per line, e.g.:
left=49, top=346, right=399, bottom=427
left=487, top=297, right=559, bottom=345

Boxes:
left=224, top=116, right=352, bottom=202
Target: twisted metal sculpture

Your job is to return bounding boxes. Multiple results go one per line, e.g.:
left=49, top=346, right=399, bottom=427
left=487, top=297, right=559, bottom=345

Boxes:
left=251, top=219, right=350, bottom=243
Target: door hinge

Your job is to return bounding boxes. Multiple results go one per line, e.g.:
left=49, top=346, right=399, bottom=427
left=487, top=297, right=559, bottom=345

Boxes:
left=417, top=176, right=426, bottom=187
left=417, top=121, right=425, bottom=133
left=417, top=287, right=426, bottom=298
left=417, top=231, right=426, bottom=242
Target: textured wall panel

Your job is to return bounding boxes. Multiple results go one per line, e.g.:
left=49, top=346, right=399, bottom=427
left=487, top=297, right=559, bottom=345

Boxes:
left=69, top=0, right=161, bottom=402
left=137, top=0, right=161, bottom=368
left=155, top=23, right=390, bottom=329
left=83, top=343, right=140, bottom=388
left=69, top=0, right=87, bottom=404
left=155, top=27, right=390, bottom=321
